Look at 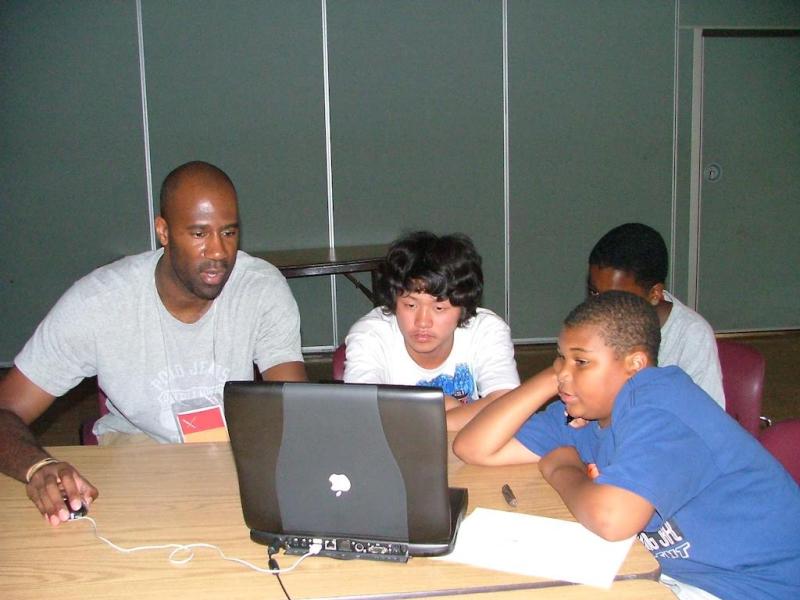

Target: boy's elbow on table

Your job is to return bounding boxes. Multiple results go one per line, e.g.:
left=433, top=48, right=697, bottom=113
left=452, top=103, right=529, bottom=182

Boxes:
left=579, top=495, right=651, bottom=542
left=451, top=435, right=479, bottom=463
left=452, top=435, right=499, bottom=466
left=590, top=520, right=639, bottom=542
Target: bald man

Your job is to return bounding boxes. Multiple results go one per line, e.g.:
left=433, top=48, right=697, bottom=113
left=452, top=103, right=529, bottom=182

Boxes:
left=0, top=161, right=306, bottom=525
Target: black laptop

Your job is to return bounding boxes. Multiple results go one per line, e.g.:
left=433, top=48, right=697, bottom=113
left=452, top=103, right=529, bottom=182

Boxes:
left=223, top=381, right=468, bottom=562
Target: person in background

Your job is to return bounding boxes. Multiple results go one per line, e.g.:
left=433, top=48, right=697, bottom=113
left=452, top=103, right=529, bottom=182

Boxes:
left=454, top=291, right=799, bottom=599
left=344, top=231, right=519, bottom=431
left=0, top=160, right=306, bottom=526
left=588, top=222, right=724, bottom=408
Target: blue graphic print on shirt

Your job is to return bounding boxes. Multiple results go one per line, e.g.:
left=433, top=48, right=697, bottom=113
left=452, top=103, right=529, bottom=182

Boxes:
left=417, top=363, right=475, bottom=401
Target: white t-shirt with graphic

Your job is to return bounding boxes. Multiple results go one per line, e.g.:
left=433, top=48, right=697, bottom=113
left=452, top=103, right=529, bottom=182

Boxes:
left=343, top=307, right=519, bottom=401
left=15, top=249, right=303, bottom=442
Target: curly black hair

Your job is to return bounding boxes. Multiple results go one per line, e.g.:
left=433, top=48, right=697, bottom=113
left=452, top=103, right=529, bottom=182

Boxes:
left=564, top=290, right=661, bottom=363
left=375, top=231, right=483, bottom=326
left=588, top=223, right=668, bottom=290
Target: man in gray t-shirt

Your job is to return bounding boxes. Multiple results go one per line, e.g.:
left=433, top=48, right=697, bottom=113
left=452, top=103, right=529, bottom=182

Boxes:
left=0, top=161, right=307, bottom=526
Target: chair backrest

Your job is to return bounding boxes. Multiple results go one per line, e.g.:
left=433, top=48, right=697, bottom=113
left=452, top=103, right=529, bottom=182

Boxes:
left=717, top=339, right=765, bottom=437
left=332, top=343, right=346, bottom=381
left=759, top=419, right=800, bottom=484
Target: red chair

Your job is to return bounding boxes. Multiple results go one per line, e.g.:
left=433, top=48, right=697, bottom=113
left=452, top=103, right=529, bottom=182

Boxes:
left=717, top=340, right=767, bottom=437
left=332, top=343, right=346, bottom=381
left=759, top=419, right=800, bottom=484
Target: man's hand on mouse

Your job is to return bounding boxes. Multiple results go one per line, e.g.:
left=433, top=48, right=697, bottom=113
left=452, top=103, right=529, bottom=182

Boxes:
left=25, top=460, right=98, bottom=526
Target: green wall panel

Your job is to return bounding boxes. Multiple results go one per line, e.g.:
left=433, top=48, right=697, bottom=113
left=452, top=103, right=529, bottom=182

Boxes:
left=0, top=1, right=148, bottom=361
left=326, top=0, right=506, bottom=335
left=680, top=0, right=800, bottom=29
left=698, top=35, right=800, bottom=330
left=3, top=1, right=798, bottom=364
left=141, top=0, right=332, bottom=346
left=508, top=1, right=677, bottom=339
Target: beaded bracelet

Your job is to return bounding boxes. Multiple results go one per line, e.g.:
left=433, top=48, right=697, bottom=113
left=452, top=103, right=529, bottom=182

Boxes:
left=25, top=457, right=60, bottom=483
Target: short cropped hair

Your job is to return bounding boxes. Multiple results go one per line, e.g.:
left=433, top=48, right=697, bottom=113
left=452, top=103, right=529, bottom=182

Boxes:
left=375, top=231, right=483, bottom=326
left=589, top=223, right=668, bottom=290
left=564, top=290, right=661, bottom=363
left=159, top=161, right=235, bottom=220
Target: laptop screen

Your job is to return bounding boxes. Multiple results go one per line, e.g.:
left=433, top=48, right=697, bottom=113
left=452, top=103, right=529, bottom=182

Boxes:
left=224, top=381, right=466, bottom=561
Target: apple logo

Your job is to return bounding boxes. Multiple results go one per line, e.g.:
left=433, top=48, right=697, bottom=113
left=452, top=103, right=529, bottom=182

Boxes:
left=328, top=473, right=351, bottom=497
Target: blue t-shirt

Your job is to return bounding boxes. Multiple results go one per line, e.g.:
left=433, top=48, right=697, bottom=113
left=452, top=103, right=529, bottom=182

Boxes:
left=516, top=366, right=800, bottom=599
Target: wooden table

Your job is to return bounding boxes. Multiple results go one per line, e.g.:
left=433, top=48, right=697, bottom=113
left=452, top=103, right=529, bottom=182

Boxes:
left=0, top=442, right=664, bottom=600
left=255, top=244, right=388, bottom=304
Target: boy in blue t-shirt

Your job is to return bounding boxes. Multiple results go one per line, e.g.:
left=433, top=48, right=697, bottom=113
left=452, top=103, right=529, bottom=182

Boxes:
left=453, top=291, right=800, bottom=599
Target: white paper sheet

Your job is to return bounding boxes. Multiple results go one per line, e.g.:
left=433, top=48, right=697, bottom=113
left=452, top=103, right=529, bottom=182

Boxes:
left=436, top=507, right=635, bottom=589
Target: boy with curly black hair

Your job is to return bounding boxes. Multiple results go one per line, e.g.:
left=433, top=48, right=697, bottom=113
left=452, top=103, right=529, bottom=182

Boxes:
left=344, top=231, right=519, bottom=431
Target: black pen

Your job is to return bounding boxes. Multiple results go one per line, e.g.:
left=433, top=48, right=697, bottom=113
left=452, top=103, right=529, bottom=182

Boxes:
left=502, top=483, right=518, bottom=507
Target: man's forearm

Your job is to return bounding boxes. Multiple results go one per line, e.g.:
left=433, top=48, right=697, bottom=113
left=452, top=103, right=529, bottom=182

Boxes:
left=0, top=409, right=49, bottom=483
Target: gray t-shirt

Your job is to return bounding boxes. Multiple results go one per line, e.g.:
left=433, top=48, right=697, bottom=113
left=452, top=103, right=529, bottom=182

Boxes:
left=15, top=249, right=303, bottom=442
left=660, top=291, right=725, bottom=409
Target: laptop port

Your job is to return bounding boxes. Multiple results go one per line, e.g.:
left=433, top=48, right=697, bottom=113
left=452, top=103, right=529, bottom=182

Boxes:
left=324, top=539, right=337, bottom=550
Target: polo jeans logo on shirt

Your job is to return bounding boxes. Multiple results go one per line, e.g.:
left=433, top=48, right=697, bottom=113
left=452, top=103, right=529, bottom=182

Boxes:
left=151, top=361, right=231, bottom=399
left=151, top=364, right=188, bottom=394
left=638, top=519, right=692, bottom=560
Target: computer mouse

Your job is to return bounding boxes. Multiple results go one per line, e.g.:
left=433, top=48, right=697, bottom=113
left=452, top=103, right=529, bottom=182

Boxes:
left=63, top=496, right=88, bottom=520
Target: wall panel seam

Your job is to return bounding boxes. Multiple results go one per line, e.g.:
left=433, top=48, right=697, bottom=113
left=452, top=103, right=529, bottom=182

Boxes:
left=320, top=0, right=338, bottom=346
left=136, top=0, right=155, bottom=251
left=502, top=0, right=511, bottom=325
left=688, top=27, right=704, bottom=308
left=669, top=0, right=679, bottom=294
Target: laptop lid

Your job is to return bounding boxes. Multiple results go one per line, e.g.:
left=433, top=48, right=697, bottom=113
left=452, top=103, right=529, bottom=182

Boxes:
left=224, top=381, right=467, bottom=561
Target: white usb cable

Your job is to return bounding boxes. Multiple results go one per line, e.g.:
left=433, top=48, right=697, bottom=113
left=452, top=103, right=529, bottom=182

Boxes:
left=72, top=516, right=322, bottom=574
